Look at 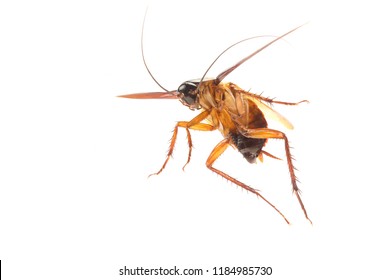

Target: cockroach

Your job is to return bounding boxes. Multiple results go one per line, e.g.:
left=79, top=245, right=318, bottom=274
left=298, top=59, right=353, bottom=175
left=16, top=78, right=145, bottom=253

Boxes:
left=119, top=15, right=311, bottom=224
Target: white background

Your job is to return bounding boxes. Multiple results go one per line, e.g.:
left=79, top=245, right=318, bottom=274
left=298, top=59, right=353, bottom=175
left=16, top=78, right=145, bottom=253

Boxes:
left=1, top=0, right=389, bottom=279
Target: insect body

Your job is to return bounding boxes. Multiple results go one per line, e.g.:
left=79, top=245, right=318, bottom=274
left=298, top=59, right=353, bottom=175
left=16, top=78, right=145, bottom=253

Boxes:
left=184, top=80, right=272, bottom=164
left=120, top=19, right=311, bottom=224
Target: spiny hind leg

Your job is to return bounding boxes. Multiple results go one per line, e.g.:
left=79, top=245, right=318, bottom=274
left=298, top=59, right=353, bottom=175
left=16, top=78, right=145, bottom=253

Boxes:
left=150, top=110, right=216, bottom=176
left=242, top=127, right=312, bottom=224
left=257, top=95, right=308, bottom=106
left=206, top=139, right=290, bottom=224
left=258, top=150, right=282, bottom=162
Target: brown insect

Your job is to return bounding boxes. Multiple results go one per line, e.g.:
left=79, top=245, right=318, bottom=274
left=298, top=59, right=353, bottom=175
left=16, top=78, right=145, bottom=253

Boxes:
left=119, top=17, right=311, bottom=224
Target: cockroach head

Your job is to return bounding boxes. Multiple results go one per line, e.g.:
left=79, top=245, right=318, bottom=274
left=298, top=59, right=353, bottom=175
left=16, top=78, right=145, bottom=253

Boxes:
left=177, top=80, right=201, bottom=110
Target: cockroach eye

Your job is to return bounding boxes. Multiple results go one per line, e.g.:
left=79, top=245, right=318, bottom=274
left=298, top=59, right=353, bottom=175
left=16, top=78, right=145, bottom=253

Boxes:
left=178, top=81, right=199, bottom=109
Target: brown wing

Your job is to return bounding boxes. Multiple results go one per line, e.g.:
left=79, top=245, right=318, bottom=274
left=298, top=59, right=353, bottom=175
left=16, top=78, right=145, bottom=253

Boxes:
left=222, top=83, right=295, bottom=130
left=245, top=94, right=294, bottom=130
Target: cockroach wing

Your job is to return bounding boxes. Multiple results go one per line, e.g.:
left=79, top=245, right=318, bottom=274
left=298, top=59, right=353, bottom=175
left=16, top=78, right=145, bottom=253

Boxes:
left=246, top=95, right=294, bottom=130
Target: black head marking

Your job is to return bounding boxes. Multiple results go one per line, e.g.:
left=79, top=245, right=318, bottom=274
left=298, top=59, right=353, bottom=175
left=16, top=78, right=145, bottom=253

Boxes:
left=177, top=81, right=201, bottom=110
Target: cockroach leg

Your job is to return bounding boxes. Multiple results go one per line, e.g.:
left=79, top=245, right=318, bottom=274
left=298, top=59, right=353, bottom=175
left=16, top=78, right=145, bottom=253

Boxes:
left=241, top=127, right=312, bottom=224
left=149, top=111, right=215, bottom=177
left=262, top=150, right=282, bottom=161
left=206, top=139, right=291, bottom=224
left=148, top=124, right=179, bottom=177
left=257, top=95, right=309, bottom=106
